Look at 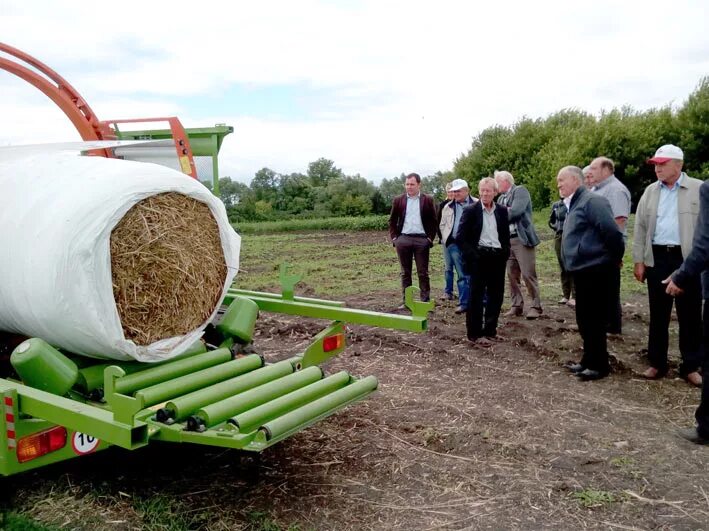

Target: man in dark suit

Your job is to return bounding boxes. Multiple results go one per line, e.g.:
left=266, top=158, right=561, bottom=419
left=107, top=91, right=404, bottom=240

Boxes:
left=665, top=179, right=709, bottom=444
left=558, top=166, right=624, bottom=381
left=458, top=177, right=511, bottom=343
left=388, top=173, right=438, bottom=306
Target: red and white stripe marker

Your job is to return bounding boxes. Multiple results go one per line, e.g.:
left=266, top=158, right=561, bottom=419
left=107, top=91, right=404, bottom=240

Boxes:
left=5, top=396, right=16, bottom=449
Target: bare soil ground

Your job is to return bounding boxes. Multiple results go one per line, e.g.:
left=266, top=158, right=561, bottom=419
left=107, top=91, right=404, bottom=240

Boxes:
left=5, top=233, right=709, bottom=530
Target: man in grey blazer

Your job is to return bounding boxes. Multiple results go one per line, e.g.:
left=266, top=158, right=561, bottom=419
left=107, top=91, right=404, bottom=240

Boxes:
left=495, top=171, right=543, bottom=319
left=665, top=179, right=709, bottom=444
left=632, top=145, right=703, bottom=387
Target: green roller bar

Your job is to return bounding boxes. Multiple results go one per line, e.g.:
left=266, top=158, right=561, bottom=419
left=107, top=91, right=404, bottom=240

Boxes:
left=229, top=370, right=351, bottom=433
left=75, top=340, right=207, bottom=393
left=191, top=366, right=324, bottom=430
left=115, top=348, right=231, bottom=395
left=135, top=354, right=263, bottom=407
left=162, top=358, right=295, bottom=422
left=259, top=375, right=378, bottom=441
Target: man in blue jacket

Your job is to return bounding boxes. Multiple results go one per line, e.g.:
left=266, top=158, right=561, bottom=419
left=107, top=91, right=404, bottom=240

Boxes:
left=558, top=166, right=625, bottom=381
left=665, top=179, right=709, bottom=444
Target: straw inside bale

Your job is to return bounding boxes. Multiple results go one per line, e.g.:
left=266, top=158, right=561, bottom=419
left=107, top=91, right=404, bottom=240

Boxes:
left=110, top=192, right=227, bottom=345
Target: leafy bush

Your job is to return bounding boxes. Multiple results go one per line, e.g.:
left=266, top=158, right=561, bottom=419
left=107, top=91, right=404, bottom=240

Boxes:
left=233, top=215, right=389, bottom=234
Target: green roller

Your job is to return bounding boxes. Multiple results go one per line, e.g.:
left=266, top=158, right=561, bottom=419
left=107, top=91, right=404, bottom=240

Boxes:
left=259, top=376, right=378, bottom=441
left=134, top=354, right=263, bottom=407
left=216, top=296, right=259, bottom=344
left=160, top=358, right=295, bottom=422
left=75, top=340, right=208, bottom=393
left=10, top=338, right=79, bottom=396
left=115, top=348, right=231, bottom=395
left=189, top=366, right=324, bottom=430
left=230, top=370, right=351, bottom=433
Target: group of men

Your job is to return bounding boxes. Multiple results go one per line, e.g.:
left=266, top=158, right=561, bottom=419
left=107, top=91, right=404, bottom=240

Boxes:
left=388, top=144, right=709, bottom=444
left=389, top=171, right=544, bottom=344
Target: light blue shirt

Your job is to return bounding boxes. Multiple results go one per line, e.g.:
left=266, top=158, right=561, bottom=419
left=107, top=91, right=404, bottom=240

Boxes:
left=452, top=196, right=474, bottom=239
left=402, top=193, right=425, bottom=235
left=653, top=173, right=683, bottom=245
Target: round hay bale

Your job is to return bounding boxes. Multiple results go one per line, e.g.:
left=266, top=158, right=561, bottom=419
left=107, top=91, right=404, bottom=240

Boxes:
left=110, top=192, right=227, bottom=345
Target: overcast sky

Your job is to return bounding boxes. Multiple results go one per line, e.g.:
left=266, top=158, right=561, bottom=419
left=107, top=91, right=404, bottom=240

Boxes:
left=1, top=0, right=708, bottom=184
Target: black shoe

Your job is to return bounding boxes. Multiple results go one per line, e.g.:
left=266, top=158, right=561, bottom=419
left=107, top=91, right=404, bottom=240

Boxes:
left=677, top=427, right=709, bottom=445
left=564, top=362, right=585, bottom=374
left=575, top=369, right=609, bottom=381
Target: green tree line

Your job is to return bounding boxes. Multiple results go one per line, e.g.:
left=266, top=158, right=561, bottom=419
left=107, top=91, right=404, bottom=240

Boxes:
left=214, top=77, right=708, bottom=222
left=211, top=158, right=452, bottom=222
left=455, top=77, right=709, bottom=209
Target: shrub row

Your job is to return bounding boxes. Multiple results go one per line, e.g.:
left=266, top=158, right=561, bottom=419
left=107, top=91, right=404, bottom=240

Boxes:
left=233, top=215, right=389, bottom=234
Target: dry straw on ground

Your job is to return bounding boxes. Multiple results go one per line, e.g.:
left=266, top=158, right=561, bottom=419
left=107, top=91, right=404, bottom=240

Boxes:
left=110, top=192, right=227, bottom=345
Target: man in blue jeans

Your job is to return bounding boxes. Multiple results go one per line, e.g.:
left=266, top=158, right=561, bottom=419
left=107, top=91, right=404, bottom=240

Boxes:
left=437, top=183, right=456, bottom=300
left=439, top=179, right=478, bottom=314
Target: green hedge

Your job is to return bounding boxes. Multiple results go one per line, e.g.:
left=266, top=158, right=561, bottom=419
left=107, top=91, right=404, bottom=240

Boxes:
left=232, top=215, right=389, bottom=234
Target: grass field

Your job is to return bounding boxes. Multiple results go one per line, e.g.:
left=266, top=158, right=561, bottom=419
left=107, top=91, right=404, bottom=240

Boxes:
left=234, top=211, right=646, bottom=301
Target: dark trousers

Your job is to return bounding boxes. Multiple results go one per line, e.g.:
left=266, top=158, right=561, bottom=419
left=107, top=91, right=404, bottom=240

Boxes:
left=697, top=299, right=709, bottom=438
left=394, top=234, right=431, bottom=302
left=607, top=266, right=622, bottom=334
left=553, top=233, right=574, bottom=299
left=573, top=264, right=616, bottom=373
left=646, top=247, right=702, bottom=376
left=466, top=247, right=506, bottom=339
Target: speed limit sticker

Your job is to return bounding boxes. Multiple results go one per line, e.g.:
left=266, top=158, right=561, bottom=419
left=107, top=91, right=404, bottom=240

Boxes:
left=71, top=432, right=100, bottom=454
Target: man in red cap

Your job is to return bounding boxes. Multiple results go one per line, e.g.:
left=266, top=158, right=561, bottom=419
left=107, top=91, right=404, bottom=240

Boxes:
left=632, top=145, right=704, bottom=386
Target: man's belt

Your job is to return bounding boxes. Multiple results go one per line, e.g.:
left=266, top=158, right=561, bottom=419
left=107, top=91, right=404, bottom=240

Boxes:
left=652, top=244, right=681, bottom=253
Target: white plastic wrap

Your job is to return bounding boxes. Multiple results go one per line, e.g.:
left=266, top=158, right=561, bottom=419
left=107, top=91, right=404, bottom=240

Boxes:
left=0, top=151, right=240, bottom=362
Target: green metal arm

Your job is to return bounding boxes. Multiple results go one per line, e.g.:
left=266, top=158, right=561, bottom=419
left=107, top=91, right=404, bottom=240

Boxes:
left=228, top=264, right=432, bottom=332
left=223, top=292, right=428, bottom=332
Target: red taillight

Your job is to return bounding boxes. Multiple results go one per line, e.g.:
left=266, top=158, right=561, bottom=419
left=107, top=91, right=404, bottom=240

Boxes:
left=323, top=333, right=345, bottom=352
left=17, top=427, right=67, bottom=463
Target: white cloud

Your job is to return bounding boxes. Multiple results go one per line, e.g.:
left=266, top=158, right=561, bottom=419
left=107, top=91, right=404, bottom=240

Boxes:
left=2, top=0, right=708, bottom=183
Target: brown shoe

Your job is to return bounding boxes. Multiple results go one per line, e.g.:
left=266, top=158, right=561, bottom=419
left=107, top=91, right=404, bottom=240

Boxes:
left=642, top=367, right=666, bottom=380
left=526, top=308, right=542, bottom=320
left=504, top=307, right=523, bottom=317
left=473, top=337, right=493, bottom=348
left=686, top=372, right=703, bottom=387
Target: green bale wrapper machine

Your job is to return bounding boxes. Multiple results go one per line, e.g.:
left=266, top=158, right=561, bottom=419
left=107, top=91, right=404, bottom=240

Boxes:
left=0, top=90, right=433, bottom=474
left=0, top=269, right=431, bottom=476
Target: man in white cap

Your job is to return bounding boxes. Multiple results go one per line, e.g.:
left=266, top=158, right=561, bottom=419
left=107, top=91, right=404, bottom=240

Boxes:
left=439, top=178, right=477, bottom=313
left=632, top=145, right=703, bottom=386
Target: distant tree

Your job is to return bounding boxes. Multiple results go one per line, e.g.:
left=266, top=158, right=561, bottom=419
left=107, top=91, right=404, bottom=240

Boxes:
left=678, top=76, right=709, bottom=180
left=307, top=158, right=344, bottom=187
left=378, top=174, right=406, bottom=206
left=218, top=177, right=252, bottom=209
left=322, top=175, right=375, bottom=217
left=422, top=170, right=453, bottom=199
left=277, top=172, right=313, bottom=213
left=370, top=189, right=389, bottom=214
left=251, top=167, right=279, bottom=203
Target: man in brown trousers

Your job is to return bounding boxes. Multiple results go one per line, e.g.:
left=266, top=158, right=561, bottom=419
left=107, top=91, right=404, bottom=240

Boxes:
left=388, top=173, right=438, bottom=308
